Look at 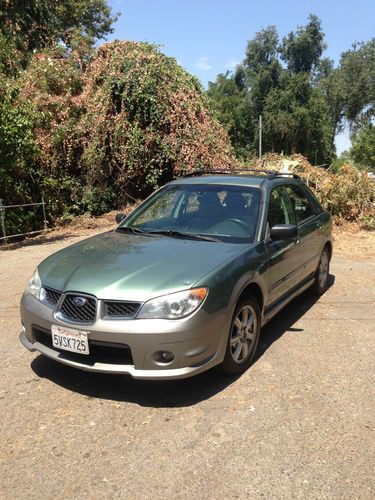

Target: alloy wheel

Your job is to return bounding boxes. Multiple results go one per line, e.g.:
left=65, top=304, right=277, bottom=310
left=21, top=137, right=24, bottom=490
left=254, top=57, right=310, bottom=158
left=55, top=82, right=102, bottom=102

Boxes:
left=318, top=251, right=329, bottom=288
left=230, top=304, right=257, bottom=363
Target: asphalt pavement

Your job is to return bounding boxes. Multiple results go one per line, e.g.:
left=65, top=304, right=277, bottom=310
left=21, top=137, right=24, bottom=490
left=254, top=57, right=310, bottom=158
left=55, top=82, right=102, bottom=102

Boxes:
left=0, top=233, right=374, bottom=499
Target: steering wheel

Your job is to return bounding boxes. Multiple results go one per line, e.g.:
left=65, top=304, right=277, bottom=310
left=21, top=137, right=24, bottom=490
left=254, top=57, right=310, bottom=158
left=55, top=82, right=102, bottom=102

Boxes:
left=226, top=218, right=249, bottom=231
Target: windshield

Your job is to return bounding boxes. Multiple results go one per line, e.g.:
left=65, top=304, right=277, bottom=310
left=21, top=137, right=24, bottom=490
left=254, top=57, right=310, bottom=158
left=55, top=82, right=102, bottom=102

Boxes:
left=119, top=184, right=261, bottom=243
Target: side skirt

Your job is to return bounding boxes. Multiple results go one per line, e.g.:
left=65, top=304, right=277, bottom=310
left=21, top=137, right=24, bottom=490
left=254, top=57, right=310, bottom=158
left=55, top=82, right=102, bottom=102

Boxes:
left=261, top=275, right=315, bottom=327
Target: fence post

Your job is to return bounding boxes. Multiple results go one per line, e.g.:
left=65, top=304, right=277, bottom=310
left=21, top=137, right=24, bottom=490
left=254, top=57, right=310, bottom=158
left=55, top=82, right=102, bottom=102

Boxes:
left=0, top=199, right=7, bottom=243
left=41, top=197, right=48, bottom=231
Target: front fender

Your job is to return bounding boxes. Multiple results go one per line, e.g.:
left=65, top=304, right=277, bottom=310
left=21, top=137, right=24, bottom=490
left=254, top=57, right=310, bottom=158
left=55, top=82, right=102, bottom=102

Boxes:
left=196, top=242, right=269, bottom=320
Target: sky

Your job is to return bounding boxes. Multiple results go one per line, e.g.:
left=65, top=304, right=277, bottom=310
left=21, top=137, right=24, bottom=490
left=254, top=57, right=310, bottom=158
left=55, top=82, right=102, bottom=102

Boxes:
left=107, top=0, right=375, bottom=154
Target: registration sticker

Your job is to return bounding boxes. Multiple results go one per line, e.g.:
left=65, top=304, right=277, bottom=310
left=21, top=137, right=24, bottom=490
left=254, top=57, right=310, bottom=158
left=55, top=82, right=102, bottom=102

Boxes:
left=51, top=325, right=89, bottom=355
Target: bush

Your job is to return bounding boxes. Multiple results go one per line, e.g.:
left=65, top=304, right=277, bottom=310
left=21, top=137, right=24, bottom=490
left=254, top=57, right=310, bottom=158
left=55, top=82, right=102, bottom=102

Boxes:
left=15, top=41, right=237, bottom=225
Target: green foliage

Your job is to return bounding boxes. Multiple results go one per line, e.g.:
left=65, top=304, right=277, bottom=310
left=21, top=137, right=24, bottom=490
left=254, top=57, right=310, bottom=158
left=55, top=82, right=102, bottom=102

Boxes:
left=263, top=74, right=333, bottom=161
left=207, top=72, right=254, bottom=158
left=0, top=80, right=36, bottom=200
left=339, top=39, right=375, bottom=126
left=0, top=0, right=117, bottom=70
left=208, top=15, right=335, bottom=164
left=6, top=41, right=235, bottom=229
left=315, top=61, right=345, bottom=139
left=351, top=125, right=375, bottom=172
left=280, top=14, right=326, bottom=73
left=2, top=4, right=374, bottom=238
left=0, top=80, right=42, bottom=237
left=359, top=215, right=375, bottom=230
left=0, top=0, right=120, bottom=236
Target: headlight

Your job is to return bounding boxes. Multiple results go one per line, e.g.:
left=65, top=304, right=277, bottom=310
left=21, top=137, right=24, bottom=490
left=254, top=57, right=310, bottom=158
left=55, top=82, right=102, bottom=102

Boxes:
left=25, top=268, right=42, bottom=299
left=137, top=288, right=208, bottom=319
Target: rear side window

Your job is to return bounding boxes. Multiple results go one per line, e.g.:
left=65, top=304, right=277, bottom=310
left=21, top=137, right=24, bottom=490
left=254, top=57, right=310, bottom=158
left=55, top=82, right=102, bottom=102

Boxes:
left=285, top=185, right=315, bottom=224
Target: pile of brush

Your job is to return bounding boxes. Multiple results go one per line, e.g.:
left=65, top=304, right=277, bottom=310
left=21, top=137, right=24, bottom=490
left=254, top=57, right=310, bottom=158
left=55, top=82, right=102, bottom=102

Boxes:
left=249, top=154, right=375, bottom=229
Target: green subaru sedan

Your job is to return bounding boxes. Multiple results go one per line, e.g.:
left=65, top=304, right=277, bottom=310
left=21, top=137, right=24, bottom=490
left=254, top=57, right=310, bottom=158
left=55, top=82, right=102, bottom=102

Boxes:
left=20, top=170, right=332, bottom=379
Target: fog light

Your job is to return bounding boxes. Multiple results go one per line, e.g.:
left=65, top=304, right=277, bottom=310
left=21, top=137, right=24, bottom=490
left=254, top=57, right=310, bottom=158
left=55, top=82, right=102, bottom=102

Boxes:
left=154, top=350, right=174, bottom=364
left=162, top=351, right=174, bottom=362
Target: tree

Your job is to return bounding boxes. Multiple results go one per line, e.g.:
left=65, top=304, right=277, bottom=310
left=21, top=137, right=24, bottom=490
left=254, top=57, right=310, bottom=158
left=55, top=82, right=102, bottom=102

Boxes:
left=339, top=39, right=375, bottom=127
left=280, top=14, right=326, bottom=73
left=263, top=74, right=333, bottom=162
left=351, top=125, right=375, bottom=172
left=0, top=0, right=117, bottom=70
left=335, top=40, right=375, bottom=170
left=315, top=59, right=346, bottom=142
left=207, top=15, right=334, bottom=163
left=243, top=26, right=282, bottom=113
left=207, top=71, right=255, bottom=158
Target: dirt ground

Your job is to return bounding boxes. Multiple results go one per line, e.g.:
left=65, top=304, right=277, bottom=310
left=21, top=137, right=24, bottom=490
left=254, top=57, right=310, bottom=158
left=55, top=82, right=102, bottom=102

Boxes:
left=0, top=224, right=374, bottom=499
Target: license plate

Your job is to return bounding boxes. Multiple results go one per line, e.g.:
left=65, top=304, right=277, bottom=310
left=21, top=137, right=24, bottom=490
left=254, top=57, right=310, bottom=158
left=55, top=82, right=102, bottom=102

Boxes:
left=51, top=325, right=89, bottom=355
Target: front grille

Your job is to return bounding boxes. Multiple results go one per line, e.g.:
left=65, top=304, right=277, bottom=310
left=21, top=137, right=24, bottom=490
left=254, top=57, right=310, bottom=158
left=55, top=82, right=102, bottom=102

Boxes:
left=32, top=326, right=134, bottom=366
left=43, top=287, right=62, bottom=306
left=59, top=294, right=97, bottom=323
left=104, top=301, right=141, bottom=318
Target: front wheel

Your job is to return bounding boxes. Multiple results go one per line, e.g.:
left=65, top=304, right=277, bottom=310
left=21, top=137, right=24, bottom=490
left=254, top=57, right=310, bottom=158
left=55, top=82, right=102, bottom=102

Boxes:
left=312, top=247, right=330, bottom=295
left=220, top=296, right=261, bottom=375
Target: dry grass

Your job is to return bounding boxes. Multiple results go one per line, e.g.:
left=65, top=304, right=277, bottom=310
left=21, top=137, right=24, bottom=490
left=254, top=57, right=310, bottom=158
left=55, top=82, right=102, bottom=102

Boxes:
left=333, top=222, right=375, bottom=259
left=0, top=203, right=139, bottom=251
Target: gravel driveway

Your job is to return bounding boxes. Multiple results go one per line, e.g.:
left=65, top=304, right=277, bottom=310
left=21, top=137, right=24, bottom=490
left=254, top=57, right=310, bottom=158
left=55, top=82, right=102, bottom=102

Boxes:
left=1, top=230, right=374, bottom=499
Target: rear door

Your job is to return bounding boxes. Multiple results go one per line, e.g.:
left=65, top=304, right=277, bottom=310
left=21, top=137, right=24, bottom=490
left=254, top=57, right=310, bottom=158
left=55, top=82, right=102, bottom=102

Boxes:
left=284, top=184, right=323, bottom=279
left=265, top=185, right=304, bottom=305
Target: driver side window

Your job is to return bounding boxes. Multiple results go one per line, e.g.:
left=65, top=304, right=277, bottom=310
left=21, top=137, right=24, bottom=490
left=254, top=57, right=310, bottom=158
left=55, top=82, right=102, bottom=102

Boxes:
left=268, top=186, right=296, bottom=228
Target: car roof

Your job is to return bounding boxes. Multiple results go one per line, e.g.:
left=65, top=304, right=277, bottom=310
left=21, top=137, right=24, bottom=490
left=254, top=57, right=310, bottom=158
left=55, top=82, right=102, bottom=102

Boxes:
left=170, top=175, right=265, bottom=188
left=170, top=169, right=302, bottom=189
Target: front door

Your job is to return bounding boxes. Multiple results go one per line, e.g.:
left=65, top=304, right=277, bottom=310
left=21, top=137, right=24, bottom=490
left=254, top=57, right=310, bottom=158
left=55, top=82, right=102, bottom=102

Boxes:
left=265, top=185, right=303, bottom=305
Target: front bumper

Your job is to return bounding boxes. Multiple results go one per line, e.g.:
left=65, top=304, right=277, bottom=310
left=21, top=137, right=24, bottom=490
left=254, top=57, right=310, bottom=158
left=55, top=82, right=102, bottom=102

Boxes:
left=20, top=293, right=230, bottom=380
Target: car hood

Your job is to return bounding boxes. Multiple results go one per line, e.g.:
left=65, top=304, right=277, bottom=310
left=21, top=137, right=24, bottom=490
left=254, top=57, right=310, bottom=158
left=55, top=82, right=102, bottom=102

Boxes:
left=38, top=231, right=245, bottom=301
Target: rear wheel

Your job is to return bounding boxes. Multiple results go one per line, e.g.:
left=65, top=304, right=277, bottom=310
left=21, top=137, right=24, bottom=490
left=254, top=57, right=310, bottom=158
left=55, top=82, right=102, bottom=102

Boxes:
left=312, top=246, right=330, bottom=295
left=220, top=296, right=261, bottom=375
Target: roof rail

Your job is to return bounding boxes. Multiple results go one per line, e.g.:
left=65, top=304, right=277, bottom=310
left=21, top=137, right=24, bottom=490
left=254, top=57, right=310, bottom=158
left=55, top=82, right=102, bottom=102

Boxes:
left=181, top=168, right=300, bottom=179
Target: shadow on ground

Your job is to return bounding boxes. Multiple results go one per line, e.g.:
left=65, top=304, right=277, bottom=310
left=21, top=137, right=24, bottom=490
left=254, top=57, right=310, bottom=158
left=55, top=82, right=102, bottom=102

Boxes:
left=255, top=273, right=335, bottom=362
left=31, top=275, right=335, bottom=408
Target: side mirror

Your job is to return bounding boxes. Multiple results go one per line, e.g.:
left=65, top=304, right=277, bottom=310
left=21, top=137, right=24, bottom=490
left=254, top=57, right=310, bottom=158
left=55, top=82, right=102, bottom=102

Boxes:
left=270, top=224, right=298, bottom=241
left=115, top=213, right=126, bottom=224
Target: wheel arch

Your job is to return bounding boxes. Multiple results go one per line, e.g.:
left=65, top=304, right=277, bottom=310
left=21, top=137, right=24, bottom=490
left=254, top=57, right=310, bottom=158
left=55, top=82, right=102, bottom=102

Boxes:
left=236, top=282, right=264, bottom=313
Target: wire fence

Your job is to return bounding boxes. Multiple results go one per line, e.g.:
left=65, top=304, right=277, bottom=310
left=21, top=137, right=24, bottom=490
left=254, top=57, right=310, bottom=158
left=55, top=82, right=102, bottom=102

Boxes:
left=0, top=198, right=48, bottom=243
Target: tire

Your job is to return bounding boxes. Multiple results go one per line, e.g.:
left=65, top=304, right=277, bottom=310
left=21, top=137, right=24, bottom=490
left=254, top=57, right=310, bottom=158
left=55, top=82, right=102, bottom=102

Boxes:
left=220, top=295, right=261, bottom=375
left=312, top=246, right=330, bottom=295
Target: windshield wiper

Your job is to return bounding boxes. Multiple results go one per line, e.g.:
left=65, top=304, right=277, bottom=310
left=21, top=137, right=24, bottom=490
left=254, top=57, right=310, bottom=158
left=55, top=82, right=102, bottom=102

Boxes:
left=116, top=226, right=147, bottom=235
left=117, top=226, right=219, bottom=241
left=145, top=230, right=219, bottom=242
